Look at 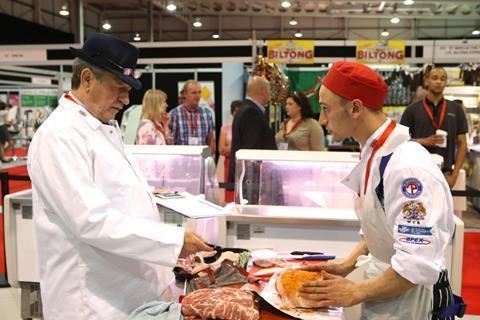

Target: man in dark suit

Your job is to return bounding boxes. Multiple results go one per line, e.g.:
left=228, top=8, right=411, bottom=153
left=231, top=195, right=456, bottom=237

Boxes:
left=228, top=76, right=278, bottom=204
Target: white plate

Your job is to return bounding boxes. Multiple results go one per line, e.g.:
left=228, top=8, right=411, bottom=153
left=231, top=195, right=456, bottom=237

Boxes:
left=260, top=271, right=345, bottom=320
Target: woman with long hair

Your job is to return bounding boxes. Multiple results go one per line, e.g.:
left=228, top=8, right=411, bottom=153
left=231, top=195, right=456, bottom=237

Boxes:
left=136, top=89, right=172, bottom=145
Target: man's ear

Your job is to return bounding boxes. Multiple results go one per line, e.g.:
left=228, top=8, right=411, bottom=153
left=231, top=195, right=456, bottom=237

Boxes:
left=350, top=99, right=364, bottom=119
left=80, top=68, right=95, bottom=92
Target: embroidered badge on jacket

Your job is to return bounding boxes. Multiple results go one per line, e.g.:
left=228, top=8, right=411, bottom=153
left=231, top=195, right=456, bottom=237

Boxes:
left=397, top=224, right=433, bottom=235
left=401, top=178, right=423, bottom=198
left=398, top=237, right=431, bottom=245
left=402, top=201, right=426, bottom=224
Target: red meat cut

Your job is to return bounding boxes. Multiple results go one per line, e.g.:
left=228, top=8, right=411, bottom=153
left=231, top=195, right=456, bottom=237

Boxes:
left=182, top=287, right=259, bottom=320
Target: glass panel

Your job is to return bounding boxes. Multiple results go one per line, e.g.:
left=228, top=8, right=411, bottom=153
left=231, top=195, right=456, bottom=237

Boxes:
left=237, top=159, right=355, bottom=208
left=131, top=153, right=202, bottom=194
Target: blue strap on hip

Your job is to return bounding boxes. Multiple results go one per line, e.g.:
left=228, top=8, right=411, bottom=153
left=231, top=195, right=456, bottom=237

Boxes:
left=438, top=294, right=467, bottom=318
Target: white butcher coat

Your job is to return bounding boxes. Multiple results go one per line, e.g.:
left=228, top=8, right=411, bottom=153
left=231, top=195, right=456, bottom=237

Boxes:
left=342, top=119, right=455, bottom=319
left=28, top=93, right=184, bottom=320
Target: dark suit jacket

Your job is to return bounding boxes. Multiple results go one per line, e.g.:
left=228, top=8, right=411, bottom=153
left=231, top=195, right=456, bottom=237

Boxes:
left=227, top=99, right=277, bottom=187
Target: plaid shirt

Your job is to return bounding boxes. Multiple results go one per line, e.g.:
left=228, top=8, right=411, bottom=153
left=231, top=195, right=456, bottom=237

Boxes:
left=168, top=104, right=214, bottom=145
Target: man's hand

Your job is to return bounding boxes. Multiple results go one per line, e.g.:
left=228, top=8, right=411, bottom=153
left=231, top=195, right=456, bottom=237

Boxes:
left=300, top=262, right=354, bottom=278
left=445, top=172, right=458, bottom=189
left=299, top=271, right=361, bottom=308
left=417, top=134, right=444, bottom=147
left=179, top=229, right=212, bottom=258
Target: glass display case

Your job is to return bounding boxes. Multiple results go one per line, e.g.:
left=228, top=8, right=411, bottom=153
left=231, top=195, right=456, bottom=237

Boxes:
left=125, top=145, right=220, bottom=244
left=125, top=145, right=218, bottom=202
left=234, top=149, right=358, bottom=208
left=224, top=149, right=360, bottom=259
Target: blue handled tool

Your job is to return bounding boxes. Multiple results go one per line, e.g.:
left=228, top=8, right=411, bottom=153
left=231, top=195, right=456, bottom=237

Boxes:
left=302, top=254, right=336, bottom=261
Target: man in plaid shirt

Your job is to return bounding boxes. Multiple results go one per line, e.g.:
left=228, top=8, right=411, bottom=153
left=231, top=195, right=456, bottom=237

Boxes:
left=169, top=80, right=215, bottom=152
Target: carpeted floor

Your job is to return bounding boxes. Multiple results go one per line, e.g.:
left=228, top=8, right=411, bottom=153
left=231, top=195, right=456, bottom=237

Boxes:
left=463, top=231, right=480, bottom=315
left=0, top=149, right=30, bottom=283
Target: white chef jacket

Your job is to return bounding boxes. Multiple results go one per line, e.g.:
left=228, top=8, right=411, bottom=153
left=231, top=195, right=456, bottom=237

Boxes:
left=342, top=119, right=455, bottom=319
left=27, top=93, right=185, bottom=320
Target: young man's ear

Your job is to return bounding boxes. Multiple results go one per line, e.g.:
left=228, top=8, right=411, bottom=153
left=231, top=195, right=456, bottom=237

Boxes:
left=350, top=99, right=363, bottom=118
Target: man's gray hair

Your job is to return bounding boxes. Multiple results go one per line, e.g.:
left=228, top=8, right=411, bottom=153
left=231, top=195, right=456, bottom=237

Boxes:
left=71, top=58, right=106, bottom=89
left=181, top=79, right=200, bottom=94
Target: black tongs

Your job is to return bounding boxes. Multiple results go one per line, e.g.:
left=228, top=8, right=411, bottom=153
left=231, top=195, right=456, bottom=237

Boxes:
left=290, top=251, right=323, bottom=256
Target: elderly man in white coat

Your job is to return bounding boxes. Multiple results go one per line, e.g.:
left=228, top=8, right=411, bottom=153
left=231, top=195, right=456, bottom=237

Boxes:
left=298, top=62, right=466, bottom=320
left=27, top=32, right=211, bottom=320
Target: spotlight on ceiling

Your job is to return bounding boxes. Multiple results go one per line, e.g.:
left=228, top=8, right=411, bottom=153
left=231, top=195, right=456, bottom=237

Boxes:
left=294, top=31, right=303, bottom=38
left=281, top=1, right=291, bottom=9
left=102, top=20, right=112, bottom=30
left=403, top=0, right=414, bottom=5
left=166, top=1, right=177, bottom=11
left=381, top=29, right=390, bottom=37
left=193, top=17, right=202, bottom=28
left=390, top=17, right=400, bottom=24
left=212, top=33, right=220, bottom=39
left=472, top=29, right=480, bottom=36
left=133, top=33, right=141, bottom=41
left=59, top=4, right=69, bottom=16
left=289, top=18, right=298, bottom=26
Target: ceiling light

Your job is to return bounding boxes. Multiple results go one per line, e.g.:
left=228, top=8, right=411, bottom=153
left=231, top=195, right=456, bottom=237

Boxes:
left=403, top=0, right=414, bottom=5
left=133, top=33, right=141, bottom=41
left=59, top=4, right=69, bottom=16
left=472, top=29, right=480, bottom=36
left=166, top=2, right=177, bottom=11
left=378, top=1, right=386, bottom=11
left=381, top=29, right=390, bottom=37
left=390, top=17, right=400, bottom=24
left=192, top=18, right=202, bottom=28
left=102, top=21, right=111, bottom=30
left=281, top=1, right=291, bottom=9
left=212, top=33, right=220, bottom=39
left=289, top=18, right=298, bottom=26
left=294, top=31, right=303, bottom=38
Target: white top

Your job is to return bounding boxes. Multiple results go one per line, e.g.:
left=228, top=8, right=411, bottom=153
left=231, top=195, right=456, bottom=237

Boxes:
left=28, top=93, right=184, bottom=320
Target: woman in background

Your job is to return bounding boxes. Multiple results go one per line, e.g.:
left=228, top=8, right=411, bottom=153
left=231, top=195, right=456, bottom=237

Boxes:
left=275, top=92, right=325, bottom=151
left=217, top=100, right=242, bottom=203
left=136, top=89, right=172, bottom=145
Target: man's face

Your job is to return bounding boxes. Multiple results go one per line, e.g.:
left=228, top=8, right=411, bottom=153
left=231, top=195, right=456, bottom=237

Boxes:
left=318, top=86, right=352, bottom=142
left=260, top=83, right=271, bottom=106
left=184, top=83, right=202, bottom=107
left=426, top=68, right=448, bottom=95
left=89, top=72, right=131, bottom=122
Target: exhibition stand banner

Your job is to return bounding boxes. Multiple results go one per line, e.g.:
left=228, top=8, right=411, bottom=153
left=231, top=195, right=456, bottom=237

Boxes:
left=0, top=48, right=46, bottom=63
left=356, top=40, right=405, bottom=64
left=434, top=42, right=480, bottom=63
left=267, top=40, right=314, bottom=64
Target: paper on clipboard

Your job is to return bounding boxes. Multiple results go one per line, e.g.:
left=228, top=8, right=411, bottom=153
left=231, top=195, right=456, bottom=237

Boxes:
left=154, top=192, right=233, bottom=219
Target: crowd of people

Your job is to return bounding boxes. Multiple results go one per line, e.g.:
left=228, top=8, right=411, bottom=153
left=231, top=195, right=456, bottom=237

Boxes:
left=27, top=32, right=467, bottom=320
